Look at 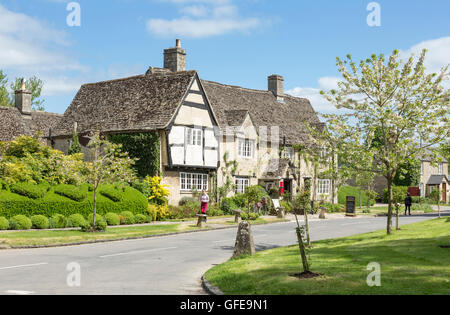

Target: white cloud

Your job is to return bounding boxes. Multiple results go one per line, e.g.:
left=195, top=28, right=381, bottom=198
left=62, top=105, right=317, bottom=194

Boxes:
left=147, top=1, right=261, bottom=38
left=0, top=4, right=84, bottom=72
left=286, top=86, right=336, bottom=114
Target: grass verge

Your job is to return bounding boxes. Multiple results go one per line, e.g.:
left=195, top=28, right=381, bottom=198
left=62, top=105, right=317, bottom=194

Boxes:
left=205, top=218, right=450, bottom=295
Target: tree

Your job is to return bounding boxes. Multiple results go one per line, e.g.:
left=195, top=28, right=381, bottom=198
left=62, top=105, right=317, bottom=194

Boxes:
left=83, top=133, right=136, bottom=230
left=430, top=188, right=442, bottom=219
left=291, top=188, right=313, bottom=273
left=0, top=70, right=11, bottom=107
left=216, top=152, right=238, bottom=205
left=243, top=185, right=266, bottom=216
left=320, top=49, right=449, bottom=235
left=10, top=76, right=45, bottom=111
left=68, top=131, right=82, bottom=155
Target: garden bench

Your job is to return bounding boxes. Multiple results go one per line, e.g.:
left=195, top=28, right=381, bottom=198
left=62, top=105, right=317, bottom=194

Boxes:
left=196, top=214, right=207, bottom=228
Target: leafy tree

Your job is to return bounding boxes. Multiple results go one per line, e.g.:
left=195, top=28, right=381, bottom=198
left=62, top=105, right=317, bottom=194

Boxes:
left=0, top=70, right=11, bottom=107
left=10, top=76, right=45, bottom=111
left=430, top=188, right=442, bottom=219
left=243, top=185, right=266, bottom=216
left=83, top=133, right=137, bottom=231
left=320, top=49, right=449, bottom=235
left=68, top=131, right=82, bottom=155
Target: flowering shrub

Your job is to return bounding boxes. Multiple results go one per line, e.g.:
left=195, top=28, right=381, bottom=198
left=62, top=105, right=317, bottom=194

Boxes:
left=148, top=203, right=170, bottom=221
left=146, top=176, right=170, bottom=206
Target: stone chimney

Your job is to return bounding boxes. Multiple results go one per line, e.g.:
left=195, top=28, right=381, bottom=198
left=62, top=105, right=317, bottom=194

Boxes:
left=15, top=78, right=32, bottom=118
left=268, top=75, right=284, bottom=102
left=164, top=39, right=186, bottom=72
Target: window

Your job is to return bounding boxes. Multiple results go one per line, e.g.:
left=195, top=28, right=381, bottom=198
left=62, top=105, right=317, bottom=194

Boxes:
left=320, top=146, right=328, bottom=159
left=235, top=177, right=250, bottom=194
left=186, top=128, right=202, bottom=146
left=420, top=162, right=423, bottom=175
left=180, top=172, right=208, bottom=191
left=317, top=179, right=331, bottom=195
left=238, top=138, right=254, bottom=158
left=419, top=183, right=424, bottom=197
left=283, top=147, right=294, bottom=160
left=438, top=163, right=443, bottom=175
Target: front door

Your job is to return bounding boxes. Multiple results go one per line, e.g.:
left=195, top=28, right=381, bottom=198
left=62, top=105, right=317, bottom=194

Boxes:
left=283, top=179, right=292, bottom=200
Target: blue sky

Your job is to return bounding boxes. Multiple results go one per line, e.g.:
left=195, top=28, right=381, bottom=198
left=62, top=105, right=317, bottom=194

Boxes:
left=0, top=0, right=449, bottom=114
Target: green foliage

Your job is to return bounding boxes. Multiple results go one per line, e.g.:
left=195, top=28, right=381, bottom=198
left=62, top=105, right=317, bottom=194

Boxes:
left=10, top=182, right=49, bottom=199
left=54, top=184, right=87, bottom=202
left=383, top=186, right=408, bottom=203
left=50, top=214, right=67, bottom=229
left=292, top=189, right=311, bottom=215
left=280, top=200, right=293, bottom=213
left=120, top=211, right=135, bottom=225
left=108, top=132, right=160, bottom=178
left=99, top=185, right=124, bottom=202
left=220, top=197, right=237, bottom=214
left=0, top=70, right=11, bottom=107
left=134, top=214, right=147, bottom=224
left=0, top=217, right=9, bottom=230
left=104, top=213, right=120, bottom=226
left=85, top=214, right=107, bottom=232
left=68, top=132, right=82, bottom=155
left=0, top=185, right=147, bottom=219
left=67, top=214, right=88, bottom=228
left=394, top=160, right=421, bottom=187
left=243, top=186, right=268, bottom=213
left=240, top=212, right=260, bottom=221
left=338, top=186, right=375, bottom=206
left=9, top=215, right=32, bottom=230
left=179, top=196, right=198, bottom=206
left=31, top=215, right=49, bottom=229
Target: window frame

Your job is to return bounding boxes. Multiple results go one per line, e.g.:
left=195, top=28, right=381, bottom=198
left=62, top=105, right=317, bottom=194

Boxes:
left=235, top=177, right=250, bottom=194
left=186, top=127, right=203, bottom=147
left=238, top=138, right=254, bottom=159
left=317, top=179, right=331, bottom=195
left=180, top=172, right=208, bottom=191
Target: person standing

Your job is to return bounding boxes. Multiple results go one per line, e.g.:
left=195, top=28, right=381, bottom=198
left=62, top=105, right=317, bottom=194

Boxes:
left=404, top=192, right=412, bottom=216
left=200, top=190, right=210, bottom=216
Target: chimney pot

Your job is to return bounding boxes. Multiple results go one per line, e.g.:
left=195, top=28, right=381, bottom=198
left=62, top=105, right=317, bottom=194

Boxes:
left=176, top=39, right=181, bottom=48
left=15, top=78, right=32, bottom=117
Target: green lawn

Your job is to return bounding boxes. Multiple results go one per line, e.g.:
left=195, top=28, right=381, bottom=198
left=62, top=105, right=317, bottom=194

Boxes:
left=205, top=218, right=450, bottom=295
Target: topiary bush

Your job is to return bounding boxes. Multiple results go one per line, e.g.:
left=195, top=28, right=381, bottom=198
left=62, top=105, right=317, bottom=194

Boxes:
left=84, top=214, right=107, bottom=232
left=99, top=185, right=123, bottom=202
left=338, top=186, right=375, bottom=207
left=31, top=215, right=49, bottom=229
left=104, top=213, right=120, bottom=226
left=67, top=214, right=88, bottom=228
left=9, top=215, right=32, bottom=230
left=0, top=217, right=9, bottom=230
left=221, top=197, right=237, bottom=214
left=10, top=182, right=49, bottom=200
left=54, top=184, right=88, bottom=202
left=120, top=211, right=135, bottom=225
left=50, top=214, right=67, bottom=229
left=134, top=214, right=147, bottom=224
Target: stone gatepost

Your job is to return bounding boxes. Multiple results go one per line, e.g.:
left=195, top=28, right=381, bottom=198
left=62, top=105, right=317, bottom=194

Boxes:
left=232, top=221, right=255, bottom=258
left=234, top=210, right=243, bottom=223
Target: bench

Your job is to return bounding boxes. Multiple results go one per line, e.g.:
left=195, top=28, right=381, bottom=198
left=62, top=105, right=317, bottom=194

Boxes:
left=196, top=214, right=208, bottom=228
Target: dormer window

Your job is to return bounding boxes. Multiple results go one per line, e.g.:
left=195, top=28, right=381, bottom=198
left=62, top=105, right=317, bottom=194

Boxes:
left=186, top=127, right=202, bottom=146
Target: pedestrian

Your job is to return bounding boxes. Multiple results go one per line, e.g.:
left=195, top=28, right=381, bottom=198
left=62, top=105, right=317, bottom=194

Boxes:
left=200, top=190, right=210, bottom=217
left=404, top=192, right=412, bottom=216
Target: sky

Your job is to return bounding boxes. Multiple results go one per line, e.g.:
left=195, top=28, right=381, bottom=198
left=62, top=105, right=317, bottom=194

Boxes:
left=0, top=0, right=449, bottom=114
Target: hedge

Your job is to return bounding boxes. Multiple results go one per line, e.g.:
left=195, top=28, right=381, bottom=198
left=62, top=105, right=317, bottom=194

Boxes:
left=10, top=182, right=49, bottom=200
left=0, top=217, right=9, bottom=230
left=54, top=184, right=88, bottom=202
left=31, top=215, right=49, bottom=229
left=9, top=215, right=32, bottom=230
left=338, top=186, right=375, bottom=207
left=0, top=184, right=148, bottom=219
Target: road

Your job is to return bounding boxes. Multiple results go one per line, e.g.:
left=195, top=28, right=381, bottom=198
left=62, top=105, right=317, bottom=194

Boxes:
left=0, top=212, right=447, bottom=295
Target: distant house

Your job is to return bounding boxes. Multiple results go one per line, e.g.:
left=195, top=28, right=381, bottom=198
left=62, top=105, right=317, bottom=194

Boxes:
left=0, top=81, right=62, bottom=143
left=420, top=158, right=449, bottom=203
left=51, top=40, right=336, bottom=205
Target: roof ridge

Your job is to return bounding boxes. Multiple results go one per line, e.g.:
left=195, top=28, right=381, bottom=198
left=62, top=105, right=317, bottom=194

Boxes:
left=82, top=70, right=198, bottom=86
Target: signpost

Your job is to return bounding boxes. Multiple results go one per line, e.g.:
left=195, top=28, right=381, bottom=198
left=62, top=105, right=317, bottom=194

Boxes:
left=346, top=196, right=356, bottom=217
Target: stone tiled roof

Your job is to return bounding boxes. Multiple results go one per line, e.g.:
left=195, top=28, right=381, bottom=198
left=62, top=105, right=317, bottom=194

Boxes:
left=0, top=107, right=62, bottom=142
left=426, top=175, right=449, bottom=185
left=53, top=71, right=197, bottom=137
left=202, top=80, right=320, bottom=145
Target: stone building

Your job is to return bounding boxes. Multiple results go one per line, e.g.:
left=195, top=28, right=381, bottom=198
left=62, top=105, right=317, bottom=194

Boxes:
left=420, top=158, right=449, bottom=203
left=0, top=81, right=62, bottom=143
left=51, top=40, right=336, bottom=205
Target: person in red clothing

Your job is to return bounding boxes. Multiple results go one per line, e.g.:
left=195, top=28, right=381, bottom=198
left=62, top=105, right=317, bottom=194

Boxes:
left=200, top=190, right=210, bottom=215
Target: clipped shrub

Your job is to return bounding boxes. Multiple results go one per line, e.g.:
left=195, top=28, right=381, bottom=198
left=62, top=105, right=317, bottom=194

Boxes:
left=10, top=182, right=48, bottom=199
left=338, top=186, right=375, bottom=207
left=232, top=194, right=247, bottom=208
left=280, top=200, right=292, bottom=213
left=54, top=184, right=88, bottom=202
left=221, top=197, right=237, bottom=214
left=120, top=211, right=135, bottom=225
left=31, top=215, right=49, bottom=229
left=134, top=214, right=147, bottom=224
left=9, top=215, right=32, bottom=230
left=99, top=185, right=123, bottom=202
left=50, top=214, right=68, bottom=229
left=249, top=212, right=260, bottom=220
left=104, top=213, right=120, bottom=226
left=67, top=214, right=88, bottom=228
left=0, top=217, right=9, bottom=230
left=0, top=180, right=9, bottom=191
left=84, top=214, right=107, bottom=232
